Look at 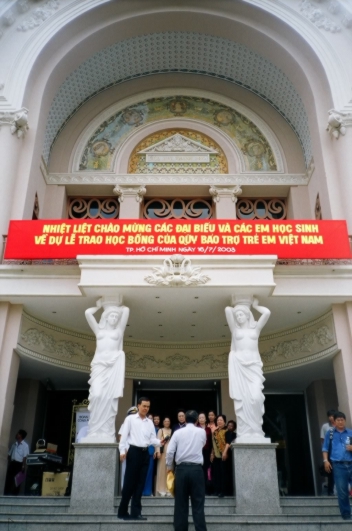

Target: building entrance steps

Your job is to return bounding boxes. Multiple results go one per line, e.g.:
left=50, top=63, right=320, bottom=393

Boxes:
left=0, top=496, right=351, bottom=530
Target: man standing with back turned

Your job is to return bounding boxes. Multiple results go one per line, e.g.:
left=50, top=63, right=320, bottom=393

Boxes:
left=166, top=410, right=207, bottom=531
left=117, top=397, right=160, bottom=521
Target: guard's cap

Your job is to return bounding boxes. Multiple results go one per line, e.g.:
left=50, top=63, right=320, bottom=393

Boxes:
left=185, top=410, right=198, bottom=422
left=127, top=406, right=138, bottom=415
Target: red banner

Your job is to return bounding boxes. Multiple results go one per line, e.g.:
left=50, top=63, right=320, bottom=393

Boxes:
left=4, top=219, right=351, bottom=259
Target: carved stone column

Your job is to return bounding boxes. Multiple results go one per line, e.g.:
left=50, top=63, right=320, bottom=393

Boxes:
left=0, top=108, right=29, bottom=236
left=113, top=185, right=146, bottom=219
left=332, top=302, right=352, bottom=425
left=0, top=303, right=23, bottom=494
left=209, top=185, right=242, bottom=219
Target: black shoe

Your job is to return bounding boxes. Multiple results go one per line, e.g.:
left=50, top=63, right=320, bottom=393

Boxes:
left=342, top=515, right=351, bottom=520
left=117, top=514, right=130, bottom=520
left=131, top=515, right=147, bottom=520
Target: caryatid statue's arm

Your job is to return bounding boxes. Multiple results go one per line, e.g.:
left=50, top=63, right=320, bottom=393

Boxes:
left=85, top=299, right=102, bottom=335
left=117, top=306, right=130, bottom=335
left=252, top=297, right=271, bottom=332
left=225, top=306, right=237, bottom=334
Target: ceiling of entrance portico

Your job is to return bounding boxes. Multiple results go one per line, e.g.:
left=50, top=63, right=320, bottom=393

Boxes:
left=21, top=291, right=335, bottom=343
left=44, top=31, right=311, bottom=166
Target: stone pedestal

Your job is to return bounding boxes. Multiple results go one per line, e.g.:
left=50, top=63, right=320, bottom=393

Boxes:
left=69, top=443, right=119, bottom=514
left=232, top=443, right=282, bottom=515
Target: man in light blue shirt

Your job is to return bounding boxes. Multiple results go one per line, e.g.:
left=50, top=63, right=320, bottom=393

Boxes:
left=322, top=411, right=352, bottom=520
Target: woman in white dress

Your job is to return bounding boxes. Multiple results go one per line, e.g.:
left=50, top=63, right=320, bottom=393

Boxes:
left=83, top=300, right=129, bottom=442
left=225, top=298, right=270, bottom=442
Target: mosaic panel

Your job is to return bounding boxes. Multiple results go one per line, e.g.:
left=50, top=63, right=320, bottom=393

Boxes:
left=81, top=98, right=275, bottom=172
left=43, top=32, right=312, bottom=166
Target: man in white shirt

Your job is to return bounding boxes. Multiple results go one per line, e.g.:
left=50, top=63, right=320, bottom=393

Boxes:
left=117, top=397, right=160, bottom=521
left=166, top=410, right=207, bottom=531
left=4, top=430, right=29, bottom=495
left=320, top=409, right=336, bottom=496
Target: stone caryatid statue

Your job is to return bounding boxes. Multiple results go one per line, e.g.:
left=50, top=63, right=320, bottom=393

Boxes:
left=81, top=298, right=129, bottom=443
left=225, top=297, right=271, bottom=443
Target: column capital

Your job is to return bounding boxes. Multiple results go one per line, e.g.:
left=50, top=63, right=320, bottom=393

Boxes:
left=209, top=185, right=242, bottom=204
left=0, top=107, right=29, bottom=139
left=113, top=185, right=146, bottom=204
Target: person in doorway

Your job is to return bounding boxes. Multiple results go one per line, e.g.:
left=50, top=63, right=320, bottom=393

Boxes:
left=166, top=410, right=207, bottom=531
left=172, top=410, right=186, bottom=434
left=210, top=415, right=228, bottom=498
left=322, top=411, right=352, bottom=520
left=320, top=409, right=336, bottom=496
left=155, top=417, right=172, bottom=496
left=223, top=420, right=237, bottom=495
left=197, top=412, right=212, bottom=493
left=207, top=411, right=217, bottom=433
left=153, top=415, right=161, bottom=433
left=117, top=397, right=160, bottom=521
left=4, top=430, right=29, bottom=495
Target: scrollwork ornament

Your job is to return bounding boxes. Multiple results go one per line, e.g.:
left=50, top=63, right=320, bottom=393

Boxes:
left=145, top=255, right=210, bottom=287
left=113, top=185, right=146, bottom=203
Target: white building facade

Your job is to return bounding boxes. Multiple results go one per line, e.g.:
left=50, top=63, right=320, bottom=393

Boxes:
left=0, top=0, right=352, bottom=496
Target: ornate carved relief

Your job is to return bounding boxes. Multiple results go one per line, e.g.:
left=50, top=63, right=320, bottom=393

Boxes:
left=17, top=0, right=60, bottom=32
left=0, top=107, right=28, bottom=137
left=113, top=185, right=146, bottom=203
left=260, top=312, right=336, bottom=370
left=126, top=351, right=227, bottom=371
left=326, top=110, right=347, bottom=139
left=21, top=328, right=93, bottom=362
left=300, top=0, right=341, bottom=32
left=144, top=255, right=210, bottom=287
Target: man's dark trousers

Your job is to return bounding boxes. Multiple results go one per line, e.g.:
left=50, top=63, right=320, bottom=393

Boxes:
left=4, top=461, right=22, bottom=495
left=118, top=445, right=150, bottom=518
left=174, top=463, right=207, bottom=531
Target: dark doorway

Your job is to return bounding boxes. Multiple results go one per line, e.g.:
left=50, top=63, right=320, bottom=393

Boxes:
left=135, top=380, right=220, bottom=425
left=262, top=394, right=314, bottom=496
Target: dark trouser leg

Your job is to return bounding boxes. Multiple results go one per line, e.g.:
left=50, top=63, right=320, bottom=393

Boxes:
left=202, top=449, right=210, bottom=492
left=212, top=458, right=221, bottom=494
left=327, top=468, right=335, bottom=495
left=4, top=461, right=22, bottom=495
left=219, top=459, right=226, bottom=496
left=118, top=447, right=145, bottom=517
left=333, top=462, right=351, bottom=519
left=174, top=465, right=190, bottom=531
left=131, top=451, right=150, bottom=517
left=189, top=465, right=207, bottom=531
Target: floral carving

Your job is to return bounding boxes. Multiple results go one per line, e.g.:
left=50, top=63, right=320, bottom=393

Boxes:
left=126, top=351, right=227, bottom=371
left=261, top=325, right=334, bottom=363
left=17, top=0, right=60, bottom=32
left=300, top=0, right=341, bottom=32
left=21, top=328, right=93, bottom=361
left=145, top=255, right=210, bottom=287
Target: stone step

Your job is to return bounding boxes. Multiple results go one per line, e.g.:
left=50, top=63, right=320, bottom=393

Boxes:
left=1, top=517, right=352, bottom=531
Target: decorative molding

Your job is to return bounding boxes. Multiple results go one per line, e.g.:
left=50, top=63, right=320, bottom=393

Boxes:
left=47, top=172, right=309, bottom=186
left=209, top=185, right=242, bottom=203
left=20, top=327, right=93, bottom=362
left=17, top=0, right=60, bottom=32
left=0, top=107, right=28, bottom=138
left=299, top=0, right=341, bottom=32
left=112, top=185, right=146, bottom=203
left=144, top=255, right=211, bottom=287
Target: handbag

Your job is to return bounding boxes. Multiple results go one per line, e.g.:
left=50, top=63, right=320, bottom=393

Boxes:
left=319, top=428, right=333, bottom=477
left=166, top=470, right=175, bottom=497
